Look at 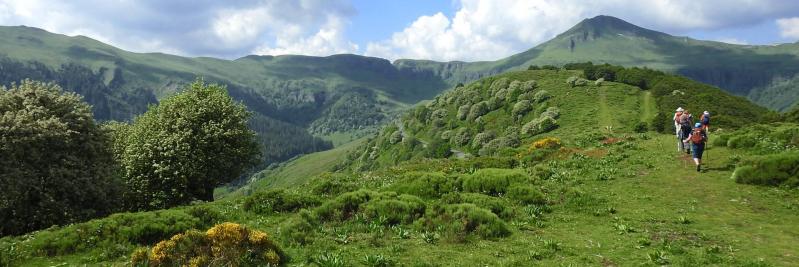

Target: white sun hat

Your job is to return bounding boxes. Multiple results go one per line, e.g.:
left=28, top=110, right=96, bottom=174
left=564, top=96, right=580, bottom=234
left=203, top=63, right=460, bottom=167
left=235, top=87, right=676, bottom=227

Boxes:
left=703, top=111, right=709, bottom=115
left=676, top=107, right=684, bottom=112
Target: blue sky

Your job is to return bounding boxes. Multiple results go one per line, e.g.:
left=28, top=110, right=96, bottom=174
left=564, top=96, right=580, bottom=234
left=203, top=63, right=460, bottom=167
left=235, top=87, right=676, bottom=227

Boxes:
left=0, top=0, right=798, bottom=61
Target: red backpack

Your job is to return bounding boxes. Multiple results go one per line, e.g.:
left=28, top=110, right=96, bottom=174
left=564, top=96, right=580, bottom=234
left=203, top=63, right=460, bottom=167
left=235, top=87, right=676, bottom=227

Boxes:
left=690, top=128, right=705, bottom=144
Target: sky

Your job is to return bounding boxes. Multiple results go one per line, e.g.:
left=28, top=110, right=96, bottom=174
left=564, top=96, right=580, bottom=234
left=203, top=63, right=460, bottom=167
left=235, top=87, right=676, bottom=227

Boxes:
left=1, top=0, right=798, bottom=62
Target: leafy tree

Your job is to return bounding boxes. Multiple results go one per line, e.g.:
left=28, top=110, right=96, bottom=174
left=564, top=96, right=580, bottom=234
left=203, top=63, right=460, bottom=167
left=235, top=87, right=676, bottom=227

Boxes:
left=0, top=80, right=122, bottom=236
left=118, top=79, right=260, bottom=210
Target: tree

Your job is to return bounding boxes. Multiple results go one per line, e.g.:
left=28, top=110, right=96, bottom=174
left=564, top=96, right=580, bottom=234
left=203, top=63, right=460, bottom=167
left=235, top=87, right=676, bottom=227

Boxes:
left=0, top=80, right=122, bottom=236
left=118, top=79, right=260, bottom=210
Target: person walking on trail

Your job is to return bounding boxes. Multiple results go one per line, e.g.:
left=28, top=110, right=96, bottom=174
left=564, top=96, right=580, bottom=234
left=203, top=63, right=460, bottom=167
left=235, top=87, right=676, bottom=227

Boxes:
left=684, top=122, right=708, bottom=172
left=700, top=111, right=711, bottom=132
left=678, top=110, right=694, bottom=154
left=673, top=107, right=685, bottom=151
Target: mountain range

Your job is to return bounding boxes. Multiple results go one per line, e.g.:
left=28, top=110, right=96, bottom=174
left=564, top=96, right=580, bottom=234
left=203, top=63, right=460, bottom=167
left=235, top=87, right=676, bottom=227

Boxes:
left=1, top=15, right=797, bottom=165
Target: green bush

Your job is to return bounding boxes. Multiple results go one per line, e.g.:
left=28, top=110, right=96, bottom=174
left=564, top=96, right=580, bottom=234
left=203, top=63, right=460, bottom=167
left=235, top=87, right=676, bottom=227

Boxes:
left=279, top=210, right=317, bottom=245
left=727, top=134, right=757, bottom=149
left=462, top=169, right=529, bottom=196
left=0, top=209, right=210, bottom=262
left=420, top=204, right=511, bottom=240
left=732, top=152, right=799, bottom=187
left=388, top=172, right=459, bottom=198
left=314, top=190, right=381, bottom=221
left=362, top=194, right=426, bottom=225
left=242, top=189, right=321, bottom=214
left=441, top=193, right=513, bottom=219
left=507, top=185, right=547, bottom=205
left=712, top=134, right=731, bottom=146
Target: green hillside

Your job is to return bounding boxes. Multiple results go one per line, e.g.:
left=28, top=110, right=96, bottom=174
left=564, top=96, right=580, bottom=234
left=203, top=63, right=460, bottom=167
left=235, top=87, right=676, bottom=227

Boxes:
left=0, top=26, right=450, bottom=165
left=4, top=68, right=796, bottom=266
left=396, top=15, right=799, bottom=111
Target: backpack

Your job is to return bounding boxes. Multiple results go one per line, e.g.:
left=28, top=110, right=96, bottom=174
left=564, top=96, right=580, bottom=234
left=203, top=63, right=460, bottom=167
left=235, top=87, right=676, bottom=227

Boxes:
left=701, top=114, right=710, bottom=125
left=680, top=113, right=692, bottom=126
left=690, top=128, right=705, bottom=144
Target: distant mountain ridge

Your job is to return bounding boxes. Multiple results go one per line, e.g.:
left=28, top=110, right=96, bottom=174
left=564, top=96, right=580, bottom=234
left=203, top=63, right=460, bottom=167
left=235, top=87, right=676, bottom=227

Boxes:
left=397, top=15, right=799, bottom=111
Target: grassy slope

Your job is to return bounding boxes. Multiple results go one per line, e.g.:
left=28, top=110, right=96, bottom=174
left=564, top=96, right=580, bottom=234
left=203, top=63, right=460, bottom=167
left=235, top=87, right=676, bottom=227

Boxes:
left=3, top=71, right=797, bottom=266
left=217, top=137, right=368, bottom=199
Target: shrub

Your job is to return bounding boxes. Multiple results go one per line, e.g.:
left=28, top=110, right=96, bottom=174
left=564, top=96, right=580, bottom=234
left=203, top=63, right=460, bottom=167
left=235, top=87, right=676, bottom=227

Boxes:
left=389, top=172, right=458, bottom=198
left=507, top=185, right=546, bottom=205
left=732, top=152, right=799, bottom=187
left=314, top=190, right=381, bottom=221
left=530, top=137, right=562, bottom=150
left=727, top=134, right=757, bottom=149
left=362, top=195, right=426, bottom=225
left=420, top=204, right=511, bottom=239
left=457, top=105, right=470, bottom=120
left=451, top=127, right=471, bottom=146
left=512, top=100, right=533, bottom=118
left=566, top=76, right=589, bottom=87
left=430, top=109, right=448, bottom=120
left=489, top=78, right=510, bottom=93
left=462, top=169, right=529, bottom=196
left=472, top=131, right=496, bottom=149
left=132, top=222, right=284, bottom=266
left=542, top=107, right=560, bottom=119
left=243, top=189, right=321, bottom=214
left=441, top=193, right=513, bottom=219
left=522, top=116, right=558, bottom=136
left=0, top=80, right=122, bottom=236
left=467, top=101, right=489, bottom=121
left=279, top=210, right=317, bottom=245
left=533, top=90, right=551, bottom=103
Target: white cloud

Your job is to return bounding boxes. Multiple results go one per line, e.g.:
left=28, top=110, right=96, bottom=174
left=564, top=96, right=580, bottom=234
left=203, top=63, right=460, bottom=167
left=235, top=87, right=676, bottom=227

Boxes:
left=367, top=0, right=799, bottom=61
left=0, top=0, right=357, bottom=58
left=777, top=17, right=799, bottom=40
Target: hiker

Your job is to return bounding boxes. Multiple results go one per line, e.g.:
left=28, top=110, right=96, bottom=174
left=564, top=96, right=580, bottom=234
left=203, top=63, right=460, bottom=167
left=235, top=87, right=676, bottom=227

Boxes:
left=683, top=122, right=708, bottom=172
left=673, top=107, right=684, bottom=151
left=700, top=111, right=711, bottom=131
left=678, top=110, right=693, bottom=153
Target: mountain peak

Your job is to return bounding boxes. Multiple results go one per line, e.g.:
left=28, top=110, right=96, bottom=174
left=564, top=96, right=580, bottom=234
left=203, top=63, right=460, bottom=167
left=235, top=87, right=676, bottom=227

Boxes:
left=558, top=15, right=669, bottom=40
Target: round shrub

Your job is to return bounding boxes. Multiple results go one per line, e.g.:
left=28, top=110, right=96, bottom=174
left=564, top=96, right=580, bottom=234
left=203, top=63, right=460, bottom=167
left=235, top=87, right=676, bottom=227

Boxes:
left=533, top=90, right=551, bottom=103
left=489, top=78, right=510, bottom=94
left=461, top=169, right=529, bottom=196
left=633, top=122, right=649, bottom=133
left=507, top=185, right=546, bottom=205
left=426, top=204, right=511, bottom=239
left=727, top=134, right=756, bottom=149
left=133, top=222, right=285, bottom=266
left=472, top=131, right=496, bottom=149
left=362, top=194, right=426, bottom=225
left=542, top=107, right=560, bottom=119
left=467, top=101, right=489, bottom=121
left=512, top=100, right=532, bottom=118
left=451, top=127, right=471, bottom=146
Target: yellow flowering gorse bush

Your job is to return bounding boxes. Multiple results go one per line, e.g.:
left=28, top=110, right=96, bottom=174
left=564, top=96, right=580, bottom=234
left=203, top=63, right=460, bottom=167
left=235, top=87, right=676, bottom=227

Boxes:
left=132, top=222, right=283, bottom=267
